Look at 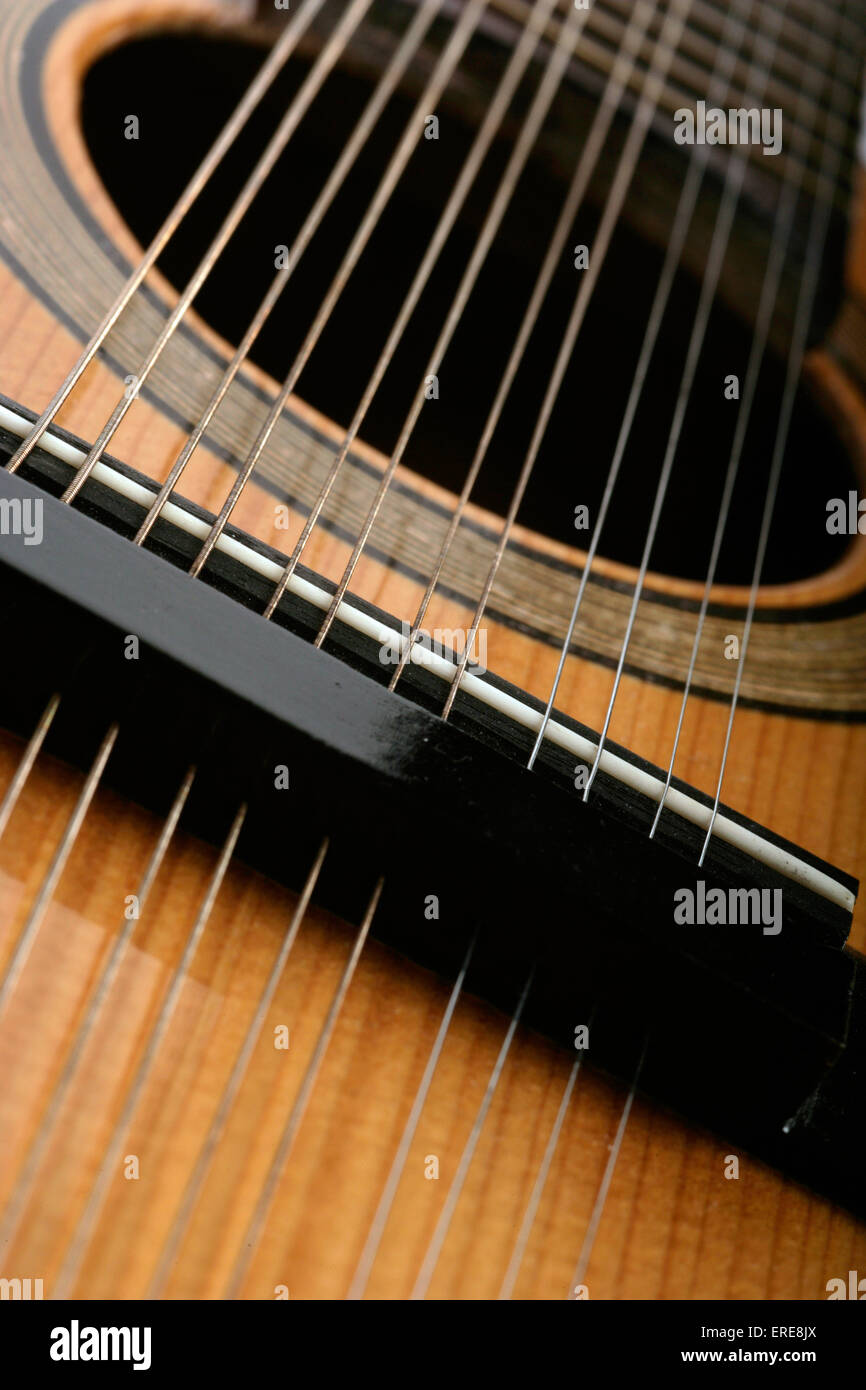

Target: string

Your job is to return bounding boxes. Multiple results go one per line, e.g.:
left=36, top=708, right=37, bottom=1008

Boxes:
left=51, top=802, right=248, bottom=1299
left=180, top=0, right=493, bottom=584
left=390, top=0, right=672, bottom=695
left=133, top=0, right=450, bottom=549
left=0, top=692, right=60, bottom=844
left=58, top=0, right=377, bottom=507
left=580, top=0, right=800, bottom=799
left=697, top=11, right=851, bottom=866
left=527, top=0, right=767, bottom=770
left=566, top=1034, right=648, bottom=1298
left=223, top=875, right=384, bottom=1300
left=597, top=0, right=855, bottom=191
left=497, top=1023, right=593, bottom=1299
left=498, top=1054, right=582, bottom=1298
left=603, top=0, right=858, bottom=90
left=346, top=930, right=478, bottom=1300
left=311, top=0, right=593, bottom=647
left=771, top=0, right=859, bottom=45
left=188, top=0, right=564, bottom=589
left=5, top=0, right=329, bottom=477
left=0, top=766, right=196, bottom=1263
left=733, top=0, right=859, bottom=48
left=0, top=723, right=119, bottom=1022
left=409, top=967, right=534, bottom=1300
left=649, top=3, right=848, bottom=840
left=146, top=837, right=330, bottom=1298
left=530, top=0, right=795, bottom=783
left=507, top=0, right=862, bottom=106
left=439, top=0, right=697, bottom=721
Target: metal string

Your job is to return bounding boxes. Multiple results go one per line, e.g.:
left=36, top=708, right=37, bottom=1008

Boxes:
left=526, top=0, right=862, bottom=114
left=8, top=0, right=855, bottom=501
left=0, top=723, right=119, bottom=1022
left=346, top=931, right=478, bottom=1300
left=580, top=0, right=800, bottom=800
left=649, top=3, right=847, bottom=841
left=51, top=802, right=248, bottom=1299
left=566, top=1035, right=648, bottom=1299
left=697, top=19, right=851, bottom=866
left=133, top=0, right=450, bottom=549
left=223, top=875, right=384, bottom=1299
left=58, top=0, right=376, bottom=506
left=146, top=837, right=330, bottom=1298
left=497, top=1038, right=588, bottom=1299
left=5, top=0, right=329, bottom=477
left=390, top=0, right=677, bottom=695
left=182, top=0, right=493, bottom=586
left=311, top=0, right=593, bottom=647
left=438, top=0, right=696, bottom=720
left=0, top=767, right=196, bottom=1262
left=409, top=967, right=534, bottom=1300
left=526, top=0, right=767, bottom=770
left=0, top=693, right=60, bottom=844
left=188, top=0, right=561, bottom=589
left=602, top=0, right=859, bottom=90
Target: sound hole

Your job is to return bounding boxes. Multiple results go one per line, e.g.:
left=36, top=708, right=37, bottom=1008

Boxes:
left=81, top=28, right=856, bottom=585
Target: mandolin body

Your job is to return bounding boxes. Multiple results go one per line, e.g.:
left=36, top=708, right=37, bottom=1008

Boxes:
left=0, top=0, right=864, bottom=1299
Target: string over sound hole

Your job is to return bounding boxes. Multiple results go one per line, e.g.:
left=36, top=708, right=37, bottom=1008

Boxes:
left=81, top=26, right=856, bottom=584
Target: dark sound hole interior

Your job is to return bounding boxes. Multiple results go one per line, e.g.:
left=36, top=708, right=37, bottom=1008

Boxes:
left=82, top=29, right=856, bottom=585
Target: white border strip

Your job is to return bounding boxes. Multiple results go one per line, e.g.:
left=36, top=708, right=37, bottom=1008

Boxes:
left=0, top=402, right=854, bottom=915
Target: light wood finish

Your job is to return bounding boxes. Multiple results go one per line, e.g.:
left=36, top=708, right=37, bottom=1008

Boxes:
left=1, top=736, right=864, bottom=1300
left=0, top=0, right=864, bottom=1299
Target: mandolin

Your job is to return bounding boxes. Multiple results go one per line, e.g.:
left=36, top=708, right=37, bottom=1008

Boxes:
left=0, top=0, right=865, bottom=1314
